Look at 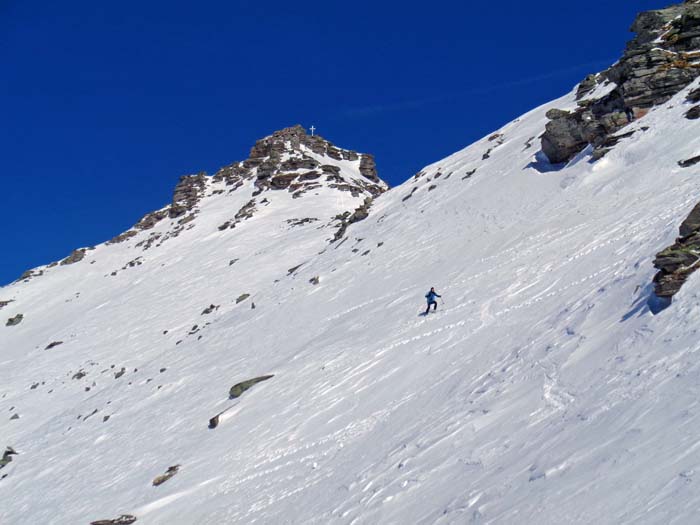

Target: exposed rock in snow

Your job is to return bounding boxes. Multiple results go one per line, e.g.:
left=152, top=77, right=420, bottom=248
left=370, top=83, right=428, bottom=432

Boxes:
left=542, top=1, right=700, bottom=163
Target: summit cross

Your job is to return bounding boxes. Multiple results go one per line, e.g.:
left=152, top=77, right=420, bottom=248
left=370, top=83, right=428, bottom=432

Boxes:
left=310, top=125, right=316, bottom=136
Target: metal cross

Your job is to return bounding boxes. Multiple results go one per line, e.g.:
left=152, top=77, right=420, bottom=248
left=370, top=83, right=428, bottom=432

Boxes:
left=310, top=125, right=316, bottom=136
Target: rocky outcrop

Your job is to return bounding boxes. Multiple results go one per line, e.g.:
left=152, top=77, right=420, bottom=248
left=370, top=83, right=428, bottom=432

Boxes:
left=245, top=125, right=387, bottom=198
left=59, top=248, right=88, bottom=266
left=653, top=201, right=700, bottom=297
left=542, top=1, right=700, bottom=164
left=169, top=172, right=208, bottom=218
left=331, top=197, right=374, bottom=242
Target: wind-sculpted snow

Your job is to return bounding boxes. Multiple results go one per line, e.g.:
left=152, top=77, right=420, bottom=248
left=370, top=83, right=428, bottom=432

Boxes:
left=1, top=76, right=700, bottom=524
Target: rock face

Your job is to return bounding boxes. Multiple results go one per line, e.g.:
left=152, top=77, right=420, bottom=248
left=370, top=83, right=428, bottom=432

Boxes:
left=653, top=201, right=700, bottom=297
left=542, top=0, right=700, bottom=163
left=169, top=172, right=208, bottom=219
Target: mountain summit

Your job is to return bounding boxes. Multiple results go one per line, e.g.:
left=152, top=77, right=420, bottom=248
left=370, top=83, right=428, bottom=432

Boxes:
left=16, top=125, right=387, bottom=283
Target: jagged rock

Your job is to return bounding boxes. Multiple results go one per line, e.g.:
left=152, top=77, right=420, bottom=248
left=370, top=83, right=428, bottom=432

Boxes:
left=679, top=155, right=700, bottom=167
left=6, top=314, right=23, bottom=327
left=229, top=375, right=274, bottom=399
left=576, top=73, right=600, bottom=99
left=287, top=218, right=319, bottom=227
left=45, top=341, right=63, bottom=350
left=270, top=173, right=298, bottom=189
left=236, top=293, right=250, bottom=304
left=107, top=230, right=138, bottom=245
left=680, top=202, right=700, bottom=237
left=201, top=304, right=219, bottom=315
left=653, top=201, right=700, bottom=297
left=686, top=105, right=700, bottom=118
left=320, top=164, right=340, bottom=174
left=542, top=1, right=700, bottom=164
left=72, top=370, right=86, bottom=380
left=402, top=188, right=417, bottom=201
left=90, top=516, right=137, bottom=525
left=0, top=300, right=14, bottom=310
left=331, top=198, right=374, bottom=243
left=114, top=367, right=126, bottom=379
left=60, top=248, right=87, bottom=266
left=152, top=465, right=180, bottom=487
left=280, top=157, right=319, bottom=171
left=9, top=414, right=19, bottom=420
left=169, top=172, right=207, bottom=219
left=689, top=86, right=700, bottom=103
left=309, top=276, right=320, bottom=285
left=0, top=447, right=18, bottom=469
left=135, top=210, right=168, bottom=231
left=359, top=154, right=380, bottom=183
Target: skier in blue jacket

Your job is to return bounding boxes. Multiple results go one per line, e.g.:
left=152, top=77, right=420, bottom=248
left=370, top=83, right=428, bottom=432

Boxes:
left=425, top=287, right=442, bottom=314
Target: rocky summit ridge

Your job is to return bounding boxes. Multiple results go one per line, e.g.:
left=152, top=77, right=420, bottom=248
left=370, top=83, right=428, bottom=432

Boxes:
left=14, top=125, right=387, bottom=284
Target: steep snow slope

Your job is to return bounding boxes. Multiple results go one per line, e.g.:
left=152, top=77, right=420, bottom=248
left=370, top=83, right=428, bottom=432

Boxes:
left=2, top=68, right=700, bottom=525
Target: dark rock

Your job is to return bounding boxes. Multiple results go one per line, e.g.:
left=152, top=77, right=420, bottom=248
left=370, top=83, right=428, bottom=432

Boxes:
left=576, top=73, right=600, bottom=99
left=653, top=199, right=700, bottom=297
left=9, top=414, right=19, bottom=420
left=72, top=370, right=87, bottom=380
left=153, top=465, right=180, bottom=487
left=359, top=154, right=380, bottom=182
left=236, top=293, right=250, bottom=304
left=428, top=185, right=437, bottom=191
left=107, top=230, right=138, bottom=245
left=680, top=202, right=700, bottom=237
left=229, top=375, right=274, bottom=399
left=103, top=415, right=110, bottom=423
left=686, top=105, right=700, bottom=118
left=462, top=169, right=477, bottom=180
left=135, top=210, right=168, bottom=231
left=280, top=157, right=319, bottom=171
left=169, top=172, right=207, bottom=219
left=6, top=314, right=23, bottom=327
left=309, top=276, right=320, bottom=285
left=114, top=368, right=126, bottom=379
left=0, top=447, right=18, bottom=469
left=270, top=173, right=297, bottom=189
left=287, top=264, right=303, bottom=275
left=679, top=155, right=700, bottom=167
left=402, top=188, right=418, bottom=201
left=688, top=86, right=700, bottom=103
left=208, top=414, right=220, bottom=429
left=60, top=249, right=87, bottom=266
left=201, top=304, right=219, bottom=315
left=90, top=516, right=137, bottom=525
left=0, top=300, right=14, bottom=310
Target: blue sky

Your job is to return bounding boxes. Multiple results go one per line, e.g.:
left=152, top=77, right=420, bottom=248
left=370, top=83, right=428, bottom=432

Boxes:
left=1, top=0, right=666, bottom=285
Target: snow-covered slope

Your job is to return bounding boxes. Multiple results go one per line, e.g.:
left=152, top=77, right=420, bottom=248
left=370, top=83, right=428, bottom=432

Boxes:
left=2, top=12, right=700, bottom=525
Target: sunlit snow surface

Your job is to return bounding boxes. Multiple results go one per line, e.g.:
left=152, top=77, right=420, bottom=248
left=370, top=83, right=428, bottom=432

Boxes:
left=1, top=81, right=700, bottom=524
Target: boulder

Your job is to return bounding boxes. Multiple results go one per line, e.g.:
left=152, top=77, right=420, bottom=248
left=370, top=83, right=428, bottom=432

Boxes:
left=6, top=314, right=23, bottom=327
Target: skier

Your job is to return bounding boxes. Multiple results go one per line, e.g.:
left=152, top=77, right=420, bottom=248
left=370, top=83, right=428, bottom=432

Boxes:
left=424, top=287, right=442, bottom=314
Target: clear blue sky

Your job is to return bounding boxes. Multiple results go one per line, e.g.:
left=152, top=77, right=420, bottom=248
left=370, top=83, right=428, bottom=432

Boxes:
left=1, top=0, right=666, bottom=286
